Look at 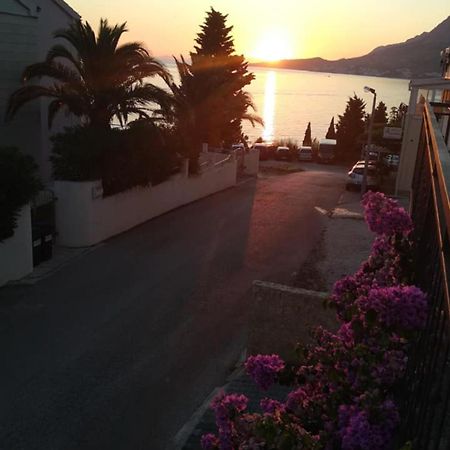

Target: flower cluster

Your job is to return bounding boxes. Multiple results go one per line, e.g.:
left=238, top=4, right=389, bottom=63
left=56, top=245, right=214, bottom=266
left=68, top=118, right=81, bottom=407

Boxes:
left=245, top=354, right=285, bottom=390
left=202, top=193, right=426, bottom=450
left=362, top=191, right=412, bottom=237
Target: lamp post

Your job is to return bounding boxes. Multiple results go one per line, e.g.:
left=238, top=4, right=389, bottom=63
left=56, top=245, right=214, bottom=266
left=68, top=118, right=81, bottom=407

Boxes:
left=362, top=86, right=376, bottom=196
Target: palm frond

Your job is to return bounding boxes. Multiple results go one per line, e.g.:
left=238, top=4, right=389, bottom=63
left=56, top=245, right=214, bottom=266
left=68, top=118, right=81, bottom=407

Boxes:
left=6, top=85, right=59, bottom=120
left=22, top=61, right=82, bottom=86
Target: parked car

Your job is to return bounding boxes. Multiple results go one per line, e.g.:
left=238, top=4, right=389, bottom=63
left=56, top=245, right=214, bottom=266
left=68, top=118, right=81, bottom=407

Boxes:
left=232, top=143, right=245, bottom=152
left=346, top=163, right=379, bottom=190
left=298, top=146, right=313, bottom=161
left=275, top=146, right=292, bottom=160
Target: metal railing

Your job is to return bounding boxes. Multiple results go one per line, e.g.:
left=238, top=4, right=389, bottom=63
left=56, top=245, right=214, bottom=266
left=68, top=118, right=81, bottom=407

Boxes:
left=399, top=101, right=450, bottom=449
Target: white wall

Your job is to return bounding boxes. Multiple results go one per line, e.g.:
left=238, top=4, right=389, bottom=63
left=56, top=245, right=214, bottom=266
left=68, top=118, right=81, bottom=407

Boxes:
left=0, top=0, right=79, bottom=183
left=243, top=148, right=260, bottom=175
left=0, top=204, right=33, bottom=286
left=54, top=156, right=238, bottom=247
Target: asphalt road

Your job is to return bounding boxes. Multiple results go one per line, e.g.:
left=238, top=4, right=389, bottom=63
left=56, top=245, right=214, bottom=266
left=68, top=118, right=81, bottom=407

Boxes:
left=0, top=166, right=346, bottom=450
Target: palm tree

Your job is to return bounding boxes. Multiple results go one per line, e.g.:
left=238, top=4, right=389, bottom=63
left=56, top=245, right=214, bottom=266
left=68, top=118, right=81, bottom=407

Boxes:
left=6, top=19, right=173, bottom=129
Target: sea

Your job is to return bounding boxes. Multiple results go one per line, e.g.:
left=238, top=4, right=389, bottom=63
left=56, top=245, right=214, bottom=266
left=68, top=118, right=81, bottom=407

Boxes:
left=159, top=63, right=411, bottom=144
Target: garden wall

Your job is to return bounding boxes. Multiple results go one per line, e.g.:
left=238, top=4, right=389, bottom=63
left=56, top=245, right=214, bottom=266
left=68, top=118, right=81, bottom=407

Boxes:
left=0, top=205, right=33, bottom=286
left=243, top=148, right=260, bottom=175
left=248, top=280, right=338, bottom=364
left=54, top=155, right=237, bottom=247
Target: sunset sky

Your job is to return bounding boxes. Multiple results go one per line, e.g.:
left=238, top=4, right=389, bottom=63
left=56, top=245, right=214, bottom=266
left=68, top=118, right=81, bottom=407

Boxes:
left=69, top=0, right=448, bottom=61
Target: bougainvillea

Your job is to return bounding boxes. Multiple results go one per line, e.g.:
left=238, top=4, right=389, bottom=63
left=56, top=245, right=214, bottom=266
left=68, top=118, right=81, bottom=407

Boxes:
left=245, top=354, right=285, bottom=390
left=202, top=192, right=426, bottom=450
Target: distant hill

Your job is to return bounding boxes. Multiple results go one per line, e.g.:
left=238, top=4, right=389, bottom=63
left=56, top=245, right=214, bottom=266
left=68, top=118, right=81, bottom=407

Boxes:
left=252, top=16, right=450, bottom=79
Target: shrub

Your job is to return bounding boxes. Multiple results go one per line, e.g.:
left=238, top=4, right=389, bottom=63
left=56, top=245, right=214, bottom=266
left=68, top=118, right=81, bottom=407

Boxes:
left=51, top=122, right=180, bottom=196
left=0, top=147, right=41, bottom=242
left=202, top=192, right=426, bottom=450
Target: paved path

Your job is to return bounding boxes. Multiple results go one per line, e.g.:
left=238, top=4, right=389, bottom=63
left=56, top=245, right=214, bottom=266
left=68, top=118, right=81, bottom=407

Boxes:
left=0, top=167, right=346, bottom=450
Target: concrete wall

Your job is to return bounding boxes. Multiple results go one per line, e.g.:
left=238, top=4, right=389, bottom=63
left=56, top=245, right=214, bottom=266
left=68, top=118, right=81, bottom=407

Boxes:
left=243, top=148, right=260, bottom=175
left=248, top=281, right=338, bottom=364
left=0, top=204, right=33, bottom=286
left=54, top=155, right=238, bottom=247
left=396, top=114, right=423, bottom=195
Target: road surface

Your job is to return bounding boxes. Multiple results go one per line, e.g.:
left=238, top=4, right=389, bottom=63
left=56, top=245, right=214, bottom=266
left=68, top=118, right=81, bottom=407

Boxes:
left=0, top=166, right=346, bottom=449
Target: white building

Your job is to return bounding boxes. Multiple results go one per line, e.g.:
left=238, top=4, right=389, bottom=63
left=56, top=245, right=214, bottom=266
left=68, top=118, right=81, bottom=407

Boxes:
left=0, top=0, right=80, bottom=182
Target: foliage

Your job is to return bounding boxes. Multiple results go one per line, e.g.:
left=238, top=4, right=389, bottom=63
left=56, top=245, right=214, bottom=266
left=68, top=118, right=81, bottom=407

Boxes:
left=51, top=123, right=179, bottom=196
left=6, top=19, right=172, bottom=129
left=336, top=95, right=366, bottom=162
left=202, top=192, right=426, bottom=450
left=0, top=147, right=41, bottom=242
left=164, top=8, right=261, bottom=170
left=388, top=103, right=408, bottom=127
left=325, top=117, right=336, bottom=139
left=373, top=101, right=388, bottom=125
left=274, top=138, right=298, bottom=151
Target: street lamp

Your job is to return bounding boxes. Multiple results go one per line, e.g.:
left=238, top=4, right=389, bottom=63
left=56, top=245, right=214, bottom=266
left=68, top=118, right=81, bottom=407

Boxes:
left=362, top=86, right=377, bottom=196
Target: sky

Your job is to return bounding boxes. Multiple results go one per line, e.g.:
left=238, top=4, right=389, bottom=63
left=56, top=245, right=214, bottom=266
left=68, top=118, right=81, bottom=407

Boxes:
left=69, top=0, right=449, bottom=61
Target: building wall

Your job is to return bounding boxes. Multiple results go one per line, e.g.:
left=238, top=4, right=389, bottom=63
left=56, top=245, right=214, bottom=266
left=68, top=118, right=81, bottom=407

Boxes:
left=0, top=0, right=79, bottom=183
left=0, top=205, right=33, bottom=286
left=0, top=10, right=41, bottom=167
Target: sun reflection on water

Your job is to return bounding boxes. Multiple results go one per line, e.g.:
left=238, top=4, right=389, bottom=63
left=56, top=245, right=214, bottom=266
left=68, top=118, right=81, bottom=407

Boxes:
left=262, top=71, right=276, bottom=142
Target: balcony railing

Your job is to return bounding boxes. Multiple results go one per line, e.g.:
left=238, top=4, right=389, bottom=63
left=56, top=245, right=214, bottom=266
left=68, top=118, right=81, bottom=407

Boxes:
left=399, top=101, right=450, bottom=449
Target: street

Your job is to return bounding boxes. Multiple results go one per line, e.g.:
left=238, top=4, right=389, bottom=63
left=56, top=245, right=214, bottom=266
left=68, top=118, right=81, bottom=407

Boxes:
left=0, top=166, right=346, bottom=449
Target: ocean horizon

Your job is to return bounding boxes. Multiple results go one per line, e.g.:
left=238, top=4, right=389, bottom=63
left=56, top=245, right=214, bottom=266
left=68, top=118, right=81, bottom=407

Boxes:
left=154, top=62, right=410, bottom=145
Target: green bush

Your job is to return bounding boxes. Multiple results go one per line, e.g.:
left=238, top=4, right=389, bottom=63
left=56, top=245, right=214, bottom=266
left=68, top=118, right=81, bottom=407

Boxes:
left=0, top=147, right=42, bottom=242
left=50, top=122, right=180, bottom=196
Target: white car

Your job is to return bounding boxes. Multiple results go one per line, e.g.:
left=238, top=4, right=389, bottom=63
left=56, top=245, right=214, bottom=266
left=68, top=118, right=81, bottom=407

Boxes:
left=346, top=163, right=379, bottom=190
left=298, top=146, right=313, bottom=161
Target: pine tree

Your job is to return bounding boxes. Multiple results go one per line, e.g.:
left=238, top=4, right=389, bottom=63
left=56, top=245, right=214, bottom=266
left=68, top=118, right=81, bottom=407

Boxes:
left=303, top=122, right=312, bottom=146
left=336, top=95, right=366, bottom=162
left=325, top=117, right=336, bottom=139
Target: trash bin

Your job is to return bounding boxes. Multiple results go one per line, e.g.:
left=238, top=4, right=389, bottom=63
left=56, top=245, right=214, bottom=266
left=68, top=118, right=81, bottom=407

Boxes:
left=32, top=227, right=42, bottom=267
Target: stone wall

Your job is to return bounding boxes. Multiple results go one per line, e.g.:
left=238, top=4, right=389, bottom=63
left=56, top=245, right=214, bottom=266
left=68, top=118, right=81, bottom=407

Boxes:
left=248, top=280, right=338, bottom=364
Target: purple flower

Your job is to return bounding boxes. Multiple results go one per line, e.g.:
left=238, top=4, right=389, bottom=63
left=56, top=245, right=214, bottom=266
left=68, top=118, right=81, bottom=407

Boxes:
left=338, top=400, right=399, bottom=450
left=260, top=398, right=285, bottom=414
left=362, top=191, right=413, bottom=237
left=357, top=285, right=427, bottom=331
left=201, top=433, right=219, bottom=450
left=210, top=392, right=248, bottom=450
left=245, top=354, right=285, bottom=390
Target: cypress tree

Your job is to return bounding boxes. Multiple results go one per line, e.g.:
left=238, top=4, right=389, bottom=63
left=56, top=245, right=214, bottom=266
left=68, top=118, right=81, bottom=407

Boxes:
left=303, top=122, right=312, bottom=146
left=325, top=117, right=336, bottom=139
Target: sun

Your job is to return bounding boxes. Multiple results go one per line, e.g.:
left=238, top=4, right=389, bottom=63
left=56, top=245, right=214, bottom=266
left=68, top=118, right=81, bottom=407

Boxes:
left=251, top=30, right=294, bottom=62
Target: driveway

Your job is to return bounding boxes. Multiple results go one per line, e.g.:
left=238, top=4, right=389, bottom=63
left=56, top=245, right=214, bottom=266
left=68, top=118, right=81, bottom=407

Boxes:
left=0, top=166, right=346, bottom=449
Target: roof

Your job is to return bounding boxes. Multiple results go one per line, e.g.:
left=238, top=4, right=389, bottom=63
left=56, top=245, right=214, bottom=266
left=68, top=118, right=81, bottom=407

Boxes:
left=6, top=0, right=80, bottom=19
left=319, top=138, right=337, bottom=145
left=50, top=0, right=80, bottom=19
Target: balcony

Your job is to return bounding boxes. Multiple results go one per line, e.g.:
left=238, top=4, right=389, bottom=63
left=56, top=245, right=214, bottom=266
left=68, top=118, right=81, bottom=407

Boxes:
left=398, top=100, right=450, bottom=449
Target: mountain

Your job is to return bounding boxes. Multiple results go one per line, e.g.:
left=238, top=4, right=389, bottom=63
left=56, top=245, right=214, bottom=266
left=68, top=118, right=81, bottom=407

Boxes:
left=252, top=16, right=450, bottom=79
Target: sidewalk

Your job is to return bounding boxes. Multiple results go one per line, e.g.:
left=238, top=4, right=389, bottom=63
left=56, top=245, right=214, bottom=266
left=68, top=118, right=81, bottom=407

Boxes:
left=173, top=190, right=376, bottom=449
